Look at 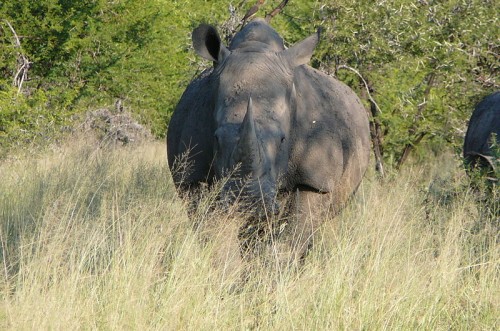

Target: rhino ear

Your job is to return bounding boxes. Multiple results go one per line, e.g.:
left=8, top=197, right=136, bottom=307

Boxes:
left=192, top=24, right=230, bottom=63
left=282, top=28, right=320, bottom=68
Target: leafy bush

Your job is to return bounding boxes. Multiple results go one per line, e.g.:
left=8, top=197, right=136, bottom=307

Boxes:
left=0, top=0, right=498, bottom=169
left=0, top=0, right=233, bottom=154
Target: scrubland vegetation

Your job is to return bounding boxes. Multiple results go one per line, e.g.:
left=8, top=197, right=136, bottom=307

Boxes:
left=0, top=0, right=498, bottom=329
left=1, top=0, right=498, bottom=167
left=0, top=138, right=497, bottom=330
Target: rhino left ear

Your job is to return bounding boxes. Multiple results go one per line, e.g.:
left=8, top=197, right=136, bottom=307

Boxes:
left=192, top=24, right=230, bottom=63
left=281, top=28, right=320, bottom=68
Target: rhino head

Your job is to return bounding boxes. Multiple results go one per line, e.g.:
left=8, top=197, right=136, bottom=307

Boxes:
left=191, top=20, right=320, bottom=214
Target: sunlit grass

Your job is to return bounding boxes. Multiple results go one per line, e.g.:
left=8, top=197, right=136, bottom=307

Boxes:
left=0, top=137, right=498, bottom=330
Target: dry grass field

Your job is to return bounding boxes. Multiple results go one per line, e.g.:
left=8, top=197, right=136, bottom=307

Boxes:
left=0, top=137, right=498, bottom=330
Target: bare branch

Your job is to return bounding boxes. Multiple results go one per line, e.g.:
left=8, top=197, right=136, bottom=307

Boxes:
left=220, top=4, right=240, bottom=43
left=265, top=0, right=289, bottom=22
left=239, top=0, right=265, bottom=28
left=337, top=64, right=382, bottom=114
left=336, top=65, right=385, bottom=176
left=3, top=19, right=31, bottom=94
left=4, top=20, right=21, bottom=47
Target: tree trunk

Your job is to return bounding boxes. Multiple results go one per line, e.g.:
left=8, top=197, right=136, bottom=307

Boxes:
left=336, top=65, right=386, bottom=177
left=369, top=99, right=385, bottom=177
left=396, top=72, right=435, bottom=169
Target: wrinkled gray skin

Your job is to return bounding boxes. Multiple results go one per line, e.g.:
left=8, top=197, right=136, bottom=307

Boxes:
left=463, top=91, right=500, bottom=177
left=167, top=19, right=370, bottom=260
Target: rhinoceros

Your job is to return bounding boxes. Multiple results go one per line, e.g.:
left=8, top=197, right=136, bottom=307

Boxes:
left=167, top=19, right=370, bottom=260
left=463, top=91, right=500, bottom=180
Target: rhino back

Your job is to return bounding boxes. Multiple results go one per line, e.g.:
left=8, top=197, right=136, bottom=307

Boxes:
left=286, top=66, right=370, bottom=204
left=464, top=91, right=500, bottom=157
left=167, top=69, right=216, bottom=187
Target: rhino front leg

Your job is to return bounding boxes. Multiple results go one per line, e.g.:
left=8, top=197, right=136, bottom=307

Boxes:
left=273, top=188, right=333, bottom=266
left=236, top=188, right=333, bottom=267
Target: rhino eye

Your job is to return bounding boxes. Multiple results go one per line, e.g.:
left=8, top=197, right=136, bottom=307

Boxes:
left=280, top=136, right=286, bottom=144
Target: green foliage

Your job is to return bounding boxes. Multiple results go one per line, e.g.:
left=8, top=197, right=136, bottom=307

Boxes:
left=0, top=0, right=234, bottom=153
left=0, top=86, right=72, bottom=158
left=306, top=0, right=498, bottom=166
left=0, top=0, right=498, bottom=168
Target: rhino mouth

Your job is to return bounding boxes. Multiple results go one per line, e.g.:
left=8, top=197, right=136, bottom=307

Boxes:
left=218, top=175, right=280, bottom=217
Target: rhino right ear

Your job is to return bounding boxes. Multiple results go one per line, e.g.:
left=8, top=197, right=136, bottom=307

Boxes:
left=281, top=28, right=320, bottom=68
left=192, top=24, right=230, bottom=63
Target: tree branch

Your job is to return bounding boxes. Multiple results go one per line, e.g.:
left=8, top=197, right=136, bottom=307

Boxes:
left=337, top=64, right=382, bottom=115
left=265, top=0, right=289, bottom=22
left=336, top=65, right=385, bottom=177
left=396, top=72, right=436, bottom=169
left=3, top=19, right=31, bottom=94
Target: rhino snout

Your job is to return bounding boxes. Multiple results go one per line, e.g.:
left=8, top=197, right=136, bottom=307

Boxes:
left=219, top=176, right=279, bottom=215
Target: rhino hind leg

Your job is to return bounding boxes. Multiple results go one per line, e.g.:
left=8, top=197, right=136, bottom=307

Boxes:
left=464, top=152, right=497, bottom=183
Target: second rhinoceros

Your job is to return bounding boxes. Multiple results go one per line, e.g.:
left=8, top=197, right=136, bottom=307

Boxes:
left=464, top=91, right=500, bottom=181
left=167, top=19, right=370, bottom=260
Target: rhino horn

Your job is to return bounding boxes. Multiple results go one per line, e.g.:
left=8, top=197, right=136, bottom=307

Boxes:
left=290, top=82, right=297, bottom=109
left=236, top=97, right=263, bottom=170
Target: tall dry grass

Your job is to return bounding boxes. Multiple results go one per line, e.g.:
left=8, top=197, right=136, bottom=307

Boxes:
left=0, top=138, right=498, bottom=330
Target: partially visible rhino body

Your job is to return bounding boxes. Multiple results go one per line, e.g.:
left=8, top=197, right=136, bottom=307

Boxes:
left=463, top=91, right=500, bottom=180
left=167, top=19, right=370, bottom=261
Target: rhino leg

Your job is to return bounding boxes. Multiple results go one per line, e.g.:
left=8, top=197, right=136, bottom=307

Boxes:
left=273, top=188, right=333, bottom=264
left=236, top=188, right=332, bottom=267
left=236, top=187, right=335, bottom=267
left=197, top=212, right=244, bottom=279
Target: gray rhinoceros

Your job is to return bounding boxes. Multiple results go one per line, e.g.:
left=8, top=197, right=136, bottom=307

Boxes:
left=463, top=91, right=500, bottom=180
left=167, top=19, right=370, bottom=260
